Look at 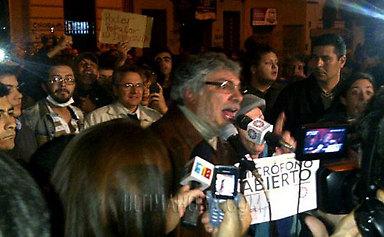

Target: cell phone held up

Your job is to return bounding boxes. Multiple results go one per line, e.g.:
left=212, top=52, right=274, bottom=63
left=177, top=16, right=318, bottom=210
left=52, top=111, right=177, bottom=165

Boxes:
left=149, top=83, right=160, bottom=94
left=207, top=165, right=239, bottom=227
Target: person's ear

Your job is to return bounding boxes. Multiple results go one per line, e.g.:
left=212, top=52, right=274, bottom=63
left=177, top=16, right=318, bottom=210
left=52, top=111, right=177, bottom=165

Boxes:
left=183, top=88, right=195, bottom=105
left=340, top=96, right=347, bottom=105
left=339, top=55, right=347, bottom=69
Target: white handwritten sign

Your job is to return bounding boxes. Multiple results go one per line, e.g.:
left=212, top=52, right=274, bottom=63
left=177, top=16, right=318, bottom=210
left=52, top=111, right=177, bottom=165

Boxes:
left=99, top=9, right=153, bottom=48
left=241, top=153, right=319, bottom=224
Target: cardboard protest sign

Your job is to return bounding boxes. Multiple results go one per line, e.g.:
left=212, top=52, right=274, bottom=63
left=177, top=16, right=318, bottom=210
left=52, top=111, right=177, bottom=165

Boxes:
left=99, top=9, right=153, bottom=48
left=251, top=8, right=277, bottom=26
left=240, top=153, right=319, bottom=224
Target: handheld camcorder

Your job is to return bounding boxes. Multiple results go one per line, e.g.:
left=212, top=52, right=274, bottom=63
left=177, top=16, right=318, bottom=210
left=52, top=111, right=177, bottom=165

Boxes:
left=295, top=122, right=359, bottom=214
left=296, top=122, right=384, bottom=236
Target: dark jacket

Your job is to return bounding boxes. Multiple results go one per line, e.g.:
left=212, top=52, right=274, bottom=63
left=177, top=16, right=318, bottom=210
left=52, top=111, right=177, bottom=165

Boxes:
left=270, top=75, right=342, bottom=139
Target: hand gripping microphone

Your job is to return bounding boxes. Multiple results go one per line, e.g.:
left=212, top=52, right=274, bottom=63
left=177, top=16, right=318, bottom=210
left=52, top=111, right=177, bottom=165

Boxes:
left=180, top=141, right=215, bottom=227
left=235, top=114, right=294, bottom=151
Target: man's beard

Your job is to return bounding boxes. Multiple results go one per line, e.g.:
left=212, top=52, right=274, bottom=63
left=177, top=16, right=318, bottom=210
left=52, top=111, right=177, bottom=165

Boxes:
left=80, top=73, right=97, bottom=85
left=52, top=90, right=72, bottom=103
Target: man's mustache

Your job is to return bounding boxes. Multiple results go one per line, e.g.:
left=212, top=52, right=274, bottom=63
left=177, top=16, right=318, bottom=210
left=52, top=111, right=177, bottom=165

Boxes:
left=55, top=89, right=70, bottom=94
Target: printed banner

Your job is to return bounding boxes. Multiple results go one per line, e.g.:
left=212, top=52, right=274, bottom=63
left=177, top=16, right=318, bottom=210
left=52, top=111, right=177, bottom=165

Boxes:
left=240, top=153, right=319, bottom=224
left=99, top=9, right=153, bottom=48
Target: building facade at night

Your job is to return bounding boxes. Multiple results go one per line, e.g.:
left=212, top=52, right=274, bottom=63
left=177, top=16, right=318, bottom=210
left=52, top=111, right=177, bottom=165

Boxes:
left=5, top=0, right=360, bottom=56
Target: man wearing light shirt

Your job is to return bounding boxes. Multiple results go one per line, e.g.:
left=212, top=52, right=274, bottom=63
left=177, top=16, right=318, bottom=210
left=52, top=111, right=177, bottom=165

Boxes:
left=22, top=60, right=84, bottom=146
left=84, top=65, right=161, bottom=129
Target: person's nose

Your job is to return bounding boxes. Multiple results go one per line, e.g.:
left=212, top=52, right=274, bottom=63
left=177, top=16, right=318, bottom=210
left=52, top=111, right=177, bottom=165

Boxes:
left=315, top=58, right=324, bottom=67
left=58, top=80, right=68, bottom=87
left=15, top=89, right=22, bottom=100
left=5, top=114, right=16, bottom=131
left=361, top=91, right=371, bottom=102
left=231, top=87, right=243, bottom=104
left=129, top=86, right=141, bottom=94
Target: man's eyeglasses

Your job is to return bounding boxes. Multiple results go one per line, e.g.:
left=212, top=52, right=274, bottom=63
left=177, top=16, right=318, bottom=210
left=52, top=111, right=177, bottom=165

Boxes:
left=49, top=75, right=76, bottom=85
left=204, top=81, right=241, bottom=94
left=115, top=83, right=144, bottom=90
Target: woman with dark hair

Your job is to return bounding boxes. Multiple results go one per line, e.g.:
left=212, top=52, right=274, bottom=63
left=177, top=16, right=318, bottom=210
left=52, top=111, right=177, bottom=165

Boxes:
left=52, top=119, right=173, bottom=236
left=325, top=72, right=376, bottom=122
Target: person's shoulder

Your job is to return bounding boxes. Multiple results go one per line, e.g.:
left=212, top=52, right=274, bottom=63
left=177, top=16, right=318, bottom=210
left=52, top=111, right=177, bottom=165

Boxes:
left=84, top=104, right=113, bottom=127
left=283, top=77, right=313, bottom=91
left=140, top=105, right=162, bottom=119
left=149, top=106, right=182, bottom=131
left=87, top=104, right=112, bottom=116
left=276, top=77, right=314, bottom=102
left=21, top=100, right=47, bottom=128
left=69, top=105, right=84, bottom=118
left=23, top=100, right=43, bottom=115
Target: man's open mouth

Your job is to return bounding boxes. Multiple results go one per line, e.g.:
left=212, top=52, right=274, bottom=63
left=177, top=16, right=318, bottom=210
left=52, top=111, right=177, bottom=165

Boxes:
left=222, top=108, right=239, bottom=121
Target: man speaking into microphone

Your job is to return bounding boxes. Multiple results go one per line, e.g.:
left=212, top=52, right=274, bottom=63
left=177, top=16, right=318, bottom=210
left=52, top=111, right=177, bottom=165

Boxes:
left=150, top=53, right=250, bottom=237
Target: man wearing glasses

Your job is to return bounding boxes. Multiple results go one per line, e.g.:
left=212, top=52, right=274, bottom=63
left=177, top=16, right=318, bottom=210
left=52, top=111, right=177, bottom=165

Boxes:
left=150, top=52, right=246, bottom=237
left=83, top=65, right=161, bottom=128
left=22, top=60, right=84, bottom=146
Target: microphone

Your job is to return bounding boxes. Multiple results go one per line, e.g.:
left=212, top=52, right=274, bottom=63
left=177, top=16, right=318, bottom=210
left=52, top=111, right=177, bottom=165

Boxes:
left=220, top=124, right=262, bottom=182
left=180, top=142, right=215, bottom=228
left=220, top=124, right=248, bottom=159
left=180, top=156, right=214, bottom=191
left=235, top=114, right=294, bottom=151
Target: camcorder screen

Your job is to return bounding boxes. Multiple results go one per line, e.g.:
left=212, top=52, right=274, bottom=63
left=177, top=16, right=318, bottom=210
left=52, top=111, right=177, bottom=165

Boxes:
left=296, top=123, right=349, bottom=161
left=303, top=127, right=347, bottom=154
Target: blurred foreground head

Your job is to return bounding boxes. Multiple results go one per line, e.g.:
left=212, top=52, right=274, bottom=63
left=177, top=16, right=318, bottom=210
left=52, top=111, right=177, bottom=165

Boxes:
left=358, top=87, right=384, bottom=188
left=52, top=119, right=171, bottom=237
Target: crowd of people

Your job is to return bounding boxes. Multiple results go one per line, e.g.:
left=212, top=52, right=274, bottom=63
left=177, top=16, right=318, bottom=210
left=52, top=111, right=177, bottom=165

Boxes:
left=0, top=31, right=383, bottom=237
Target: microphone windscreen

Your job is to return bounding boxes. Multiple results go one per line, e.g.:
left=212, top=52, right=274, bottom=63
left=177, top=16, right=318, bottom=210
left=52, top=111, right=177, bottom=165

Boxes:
left=235, top=114, right=252, bottom=130
left=220, top=124, right=238, bottom=141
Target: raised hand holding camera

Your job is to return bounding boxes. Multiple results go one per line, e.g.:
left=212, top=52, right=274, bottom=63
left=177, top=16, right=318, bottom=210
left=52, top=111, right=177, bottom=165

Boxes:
left=206, top=165, right=240, bottom=227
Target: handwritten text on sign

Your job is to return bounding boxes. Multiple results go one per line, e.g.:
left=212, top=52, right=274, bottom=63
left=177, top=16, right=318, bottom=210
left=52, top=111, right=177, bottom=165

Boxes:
left=241, top=153, right=319, bottom=224
left=99, top=9, right=153, bottom=48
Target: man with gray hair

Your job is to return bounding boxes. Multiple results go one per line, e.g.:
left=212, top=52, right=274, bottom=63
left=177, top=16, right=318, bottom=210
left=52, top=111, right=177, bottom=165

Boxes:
left=151, top=52, right=245, bottom=237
